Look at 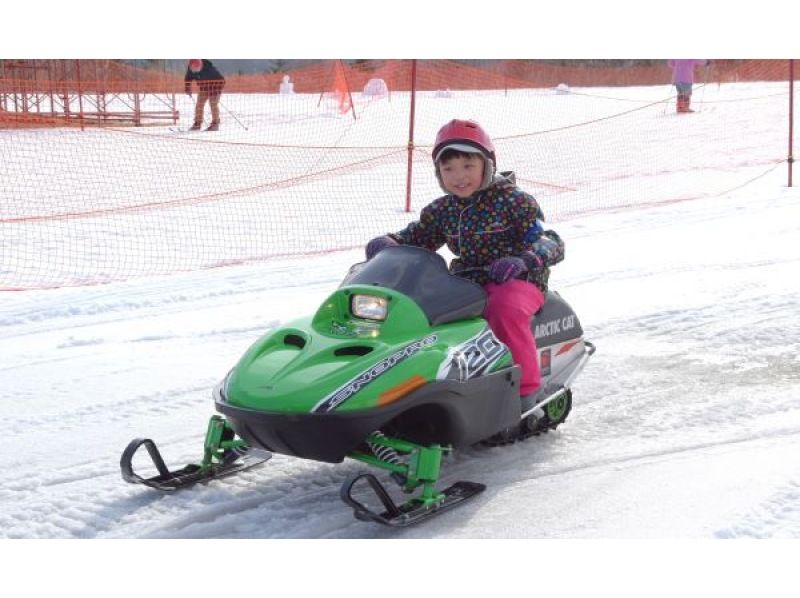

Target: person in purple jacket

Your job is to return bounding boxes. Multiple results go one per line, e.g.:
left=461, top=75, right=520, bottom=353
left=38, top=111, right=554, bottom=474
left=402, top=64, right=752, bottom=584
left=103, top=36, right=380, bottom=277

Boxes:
left=365, top=119, right=564, bottom=411
left=668, top=59, right=710, bottom=113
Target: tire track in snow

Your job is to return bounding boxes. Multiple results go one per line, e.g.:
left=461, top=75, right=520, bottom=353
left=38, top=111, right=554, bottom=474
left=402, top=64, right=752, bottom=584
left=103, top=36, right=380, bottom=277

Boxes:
left=95, top=426, right=800, bottom=538
left=104, top=456, right=374, bottom=539
left=5, top=382, right=214, bottom=439
left=459, top=425, right=800, bottom=493
left=4, top=421, right=798, bottom=539
left=714, top=478, right=800, bottom=538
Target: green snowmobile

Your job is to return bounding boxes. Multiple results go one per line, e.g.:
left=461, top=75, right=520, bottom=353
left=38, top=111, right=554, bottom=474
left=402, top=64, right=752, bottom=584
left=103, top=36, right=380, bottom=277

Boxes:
left=121, top=246, right=594, bottom=526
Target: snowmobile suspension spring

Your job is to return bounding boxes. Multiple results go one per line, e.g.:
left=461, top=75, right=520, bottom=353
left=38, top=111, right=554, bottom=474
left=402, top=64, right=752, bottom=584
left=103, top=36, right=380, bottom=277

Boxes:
left=368, top=431, right=404, bottom=467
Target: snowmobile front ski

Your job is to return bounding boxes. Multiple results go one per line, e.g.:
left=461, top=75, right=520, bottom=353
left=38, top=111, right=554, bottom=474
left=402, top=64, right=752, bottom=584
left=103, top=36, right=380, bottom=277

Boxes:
left=341, top=473, right=485, bottom=527
left=342, top=433, right=485, bottom=526
left=120, top=415, right=271, bottom=492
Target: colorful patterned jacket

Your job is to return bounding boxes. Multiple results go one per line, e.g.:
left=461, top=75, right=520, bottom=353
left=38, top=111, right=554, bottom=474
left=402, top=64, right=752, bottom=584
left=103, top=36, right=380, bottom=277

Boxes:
left=389, top=173, right=564, bottom=291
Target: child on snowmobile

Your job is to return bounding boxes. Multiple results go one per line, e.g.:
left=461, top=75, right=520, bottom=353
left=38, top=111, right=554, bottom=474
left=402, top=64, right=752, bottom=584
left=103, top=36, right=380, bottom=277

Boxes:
left=365, top=119, right=564, bottom=409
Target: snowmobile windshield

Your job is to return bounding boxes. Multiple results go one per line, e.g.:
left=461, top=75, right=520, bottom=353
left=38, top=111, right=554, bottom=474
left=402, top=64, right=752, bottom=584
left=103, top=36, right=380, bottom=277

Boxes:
left=341, top=245, right=486, bottom=326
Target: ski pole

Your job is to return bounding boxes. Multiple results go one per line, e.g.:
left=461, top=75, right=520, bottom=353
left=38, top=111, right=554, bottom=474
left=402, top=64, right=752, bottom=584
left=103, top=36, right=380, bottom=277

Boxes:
left=663, top=83, right=672, bottom=115
left=697, top=61, right=710, bottom=112
left=219, top=100, right=249, bottom=131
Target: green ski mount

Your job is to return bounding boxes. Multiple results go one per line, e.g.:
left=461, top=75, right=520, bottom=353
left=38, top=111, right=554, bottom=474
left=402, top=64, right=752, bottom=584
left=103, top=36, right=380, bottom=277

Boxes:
left=120, top=415, right=271, bottom=492
left=342, top=432, right=485, bottom=527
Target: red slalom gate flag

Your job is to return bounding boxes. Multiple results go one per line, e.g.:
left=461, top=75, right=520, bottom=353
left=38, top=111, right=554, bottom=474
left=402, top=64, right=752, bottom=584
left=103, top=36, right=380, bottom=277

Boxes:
left=333, top=61, right=352, bottom=114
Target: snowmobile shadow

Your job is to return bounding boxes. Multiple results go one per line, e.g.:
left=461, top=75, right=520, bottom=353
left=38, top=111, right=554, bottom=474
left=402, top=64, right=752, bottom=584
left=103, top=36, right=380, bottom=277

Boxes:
left=335, top=436, right=567, bottom=538
left=59, top=472, right=189, bottom=539
left=385, top=436, right=566, bottom=537
left=316, top=434, right=569, bottom=538
left=110, top=453, right=394, bottom=538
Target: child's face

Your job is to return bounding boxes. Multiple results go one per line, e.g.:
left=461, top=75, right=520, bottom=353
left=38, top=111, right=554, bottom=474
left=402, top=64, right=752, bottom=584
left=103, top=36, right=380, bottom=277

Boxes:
left=438, top=154, right=485, bottom=198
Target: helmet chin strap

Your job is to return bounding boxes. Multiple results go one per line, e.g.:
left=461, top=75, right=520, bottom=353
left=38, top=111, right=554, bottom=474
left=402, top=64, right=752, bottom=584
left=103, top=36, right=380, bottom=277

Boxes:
left=481, top=158, right=496, bottom=189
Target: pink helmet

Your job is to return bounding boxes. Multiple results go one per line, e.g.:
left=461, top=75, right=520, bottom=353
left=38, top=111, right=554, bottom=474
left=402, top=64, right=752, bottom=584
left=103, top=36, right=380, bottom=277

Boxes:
left=432, top=119, right=497, bottom=192
left=432, top=119, right=496, bottom=165
left=188, top=59, right=203, bottom=73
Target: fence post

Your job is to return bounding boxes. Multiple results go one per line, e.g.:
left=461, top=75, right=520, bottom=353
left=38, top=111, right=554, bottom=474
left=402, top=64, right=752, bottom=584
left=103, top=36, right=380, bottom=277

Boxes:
left=76, top=60, right=85, bottom=131
left=789, top=59, right=795, bottom=188
left=404, top=59, right=418, bottom=213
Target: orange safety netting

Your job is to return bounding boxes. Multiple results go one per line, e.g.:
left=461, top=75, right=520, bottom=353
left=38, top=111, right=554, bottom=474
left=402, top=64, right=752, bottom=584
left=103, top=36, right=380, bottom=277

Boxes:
left=1, top=59, right=796, bottom=289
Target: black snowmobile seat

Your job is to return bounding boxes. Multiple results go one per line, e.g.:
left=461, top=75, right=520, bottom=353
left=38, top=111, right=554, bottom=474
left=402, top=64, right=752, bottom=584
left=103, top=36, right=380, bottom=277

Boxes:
left=342, top=246, right=486, bottom=326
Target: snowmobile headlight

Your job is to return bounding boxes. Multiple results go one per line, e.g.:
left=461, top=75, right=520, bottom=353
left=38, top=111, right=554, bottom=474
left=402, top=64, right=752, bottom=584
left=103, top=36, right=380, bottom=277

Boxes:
left=351, top=294, right=388, bottom=321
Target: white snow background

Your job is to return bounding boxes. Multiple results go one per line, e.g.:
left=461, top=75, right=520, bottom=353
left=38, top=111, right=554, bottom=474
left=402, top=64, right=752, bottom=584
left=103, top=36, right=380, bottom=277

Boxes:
left=1, top=66, right=798, bottom=594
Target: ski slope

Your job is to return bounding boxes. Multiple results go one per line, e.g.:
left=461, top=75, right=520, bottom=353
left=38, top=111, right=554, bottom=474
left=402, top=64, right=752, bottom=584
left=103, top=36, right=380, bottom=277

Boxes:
left=3, top=186, right=799, bottom=539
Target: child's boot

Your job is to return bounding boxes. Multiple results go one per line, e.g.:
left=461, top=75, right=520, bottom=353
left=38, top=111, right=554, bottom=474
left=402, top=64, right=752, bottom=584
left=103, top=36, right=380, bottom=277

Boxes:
left=677, top=94, right=693, bottom=113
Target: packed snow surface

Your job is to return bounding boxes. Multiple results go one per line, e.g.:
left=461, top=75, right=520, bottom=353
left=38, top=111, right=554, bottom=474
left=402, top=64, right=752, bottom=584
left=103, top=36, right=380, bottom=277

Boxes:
left=3, top=188, right=799, bottom=540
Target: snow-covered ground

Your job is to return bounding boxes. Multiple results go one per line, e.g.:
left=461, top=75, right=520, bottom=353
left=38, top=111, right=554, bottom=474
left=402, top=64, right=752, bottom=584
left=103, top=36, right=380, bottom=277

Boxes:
left=2, top=74, right=798, bottom=593
left=3, top=185, right=799, bottom=540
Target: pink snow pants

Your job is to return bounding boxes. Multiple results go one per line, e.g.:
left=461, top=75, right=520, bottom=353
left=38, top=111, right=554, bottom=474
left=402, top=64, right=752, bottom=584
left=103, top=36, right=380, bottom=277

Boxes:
left=484, top=279, right=545, bottom=397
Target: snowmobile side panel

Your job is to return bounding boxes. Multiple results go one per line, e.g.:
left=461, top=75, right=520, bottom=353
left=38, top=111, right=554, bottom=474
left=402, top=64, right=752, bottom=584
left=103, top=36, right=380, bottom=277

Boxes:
left=532, top=290, right=585, bottom=345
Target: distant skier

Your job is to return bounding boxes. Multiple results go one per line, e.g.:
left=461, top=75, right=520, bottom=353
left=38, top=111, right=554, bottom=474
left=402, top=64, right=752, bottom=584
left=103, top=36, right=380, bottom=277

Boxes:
left=184, top=59, right=225, bottom=131
left=668, top=59, right=710, bottom=113
left=364, top=119, right=564, bottom=411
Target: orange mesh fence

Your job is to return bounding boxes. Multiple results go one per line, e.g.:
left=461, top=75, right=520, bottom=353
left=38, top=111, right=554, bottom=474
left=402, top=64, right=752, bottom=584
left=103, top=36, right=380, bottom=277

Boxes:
left=1, top=59, right=796, bottom=289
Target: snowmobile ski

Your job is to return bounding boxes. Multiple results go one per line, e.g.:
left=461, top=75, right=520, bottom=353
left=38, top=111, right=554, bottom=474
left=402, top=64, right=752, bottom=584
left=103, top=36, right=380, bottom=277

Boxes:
left=120, top=438, right=271, bottom=491
left=120, top=415, right=271, bottom=492
left=340, top=472, right=485, bottom=527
